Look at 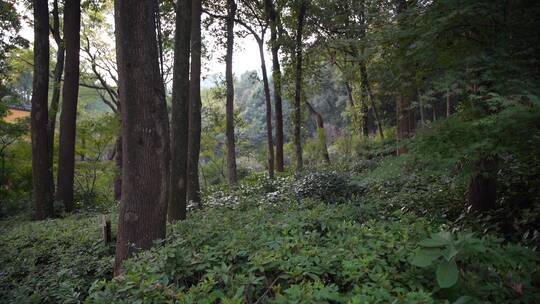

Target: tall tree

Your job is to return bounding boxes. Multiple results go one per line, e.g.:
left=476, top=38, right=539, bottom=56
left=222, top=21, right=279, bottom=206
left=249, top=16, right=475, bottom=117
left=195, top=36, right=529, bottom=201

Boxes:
left=293, top=1, right=306, bottom=172
left=266, top=0, right=284, bottom=172
left=187, top=0, right=203, bottom=207
left=114, top=0, right=170, bottom=275
left=56, top=0, right=81, bottom=212
left=225, top=0, right=238, bottom=185
left=169, top=0, right=192, bottom=221
left=31, top=0, right=53, bottom=220
left=48, top=0, right=64, bottom=196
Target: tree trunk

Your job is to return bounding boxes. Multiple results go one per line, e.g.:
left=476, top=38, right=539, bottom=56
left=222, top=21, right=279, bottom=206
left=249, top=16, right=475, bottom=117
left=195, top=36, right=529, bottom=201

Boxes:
left=358, top=65, right=384, bottom=140
left=468, top=158, right=497, bottom=212
left=114, top=0, right=170, bottom=276
left=187, top=0, right=202, bottom=207
left=419, top=90, right=425, bottom=127
left=57, top=0, right=81, bottom=212
left=225, top=0, right=238, bottom=185
left=169, top=0, right=192, bottom=221
left=113, top=135, right=122, bottom=201
left=305, top=101, right=330, bottom=163
left=31, top=0, right=53, bottom=220
left=48, top=0, right=64, bottom=197
left=345, top=81, right=363, bottom=137
left=267, top=0, right=284, bottom=172
left=293, top=1, right=306, bottom=172
left=258, top=39, right=274, bottom=178
left=446, top=89, right=451, bottom=117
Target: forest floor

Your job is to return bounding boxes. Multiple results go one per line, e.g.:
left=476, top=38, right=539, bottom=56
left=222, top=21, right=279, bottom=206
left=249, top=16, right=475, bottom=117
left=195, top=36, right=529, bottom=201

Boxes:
left=2, top=131, right=540, bottom=303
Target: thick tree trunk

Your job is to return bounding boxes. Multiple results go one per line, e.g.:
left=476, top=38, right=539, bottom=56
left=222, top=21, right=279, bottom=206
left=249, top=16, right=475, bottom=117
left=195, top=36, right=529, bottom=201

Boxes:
left=57, top=0, right=81, bottom=212
left=187, top=0, right=202, bottom=207
left=306, top=101, right=330, bottom=163
left=48, top=0, right=64, bottom=197
left=31, top=0, right=53, bottom=220
left=267, top=0, right=284, bottom=172
left=169, top=0, right=192, bottom=221
left=225, top=0, right=238, bottom=185
left=468, top=158, right=497, bottom=212
left=293, top=2, right=306, bottom=172
left=114, top=0, right=170, bottom=276
left=258, top=40, right=275, bottom=178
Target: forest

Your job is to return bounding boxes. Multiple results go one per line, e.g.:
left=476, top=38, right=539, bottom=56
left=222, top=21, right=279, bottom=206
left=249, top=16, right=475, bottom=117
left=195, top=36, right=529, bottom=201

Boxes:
left=1, top=0, right=540, bottom=302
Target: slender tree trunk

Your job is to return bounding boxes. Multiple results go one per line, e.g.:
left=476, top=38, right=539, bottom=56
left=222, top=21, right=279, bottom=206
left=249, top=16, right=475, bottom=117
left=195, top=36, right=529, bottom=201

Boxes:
left=468, top=157, right=497, bottom=212
left=48, top=0, right=64, bottom=197
left=187, top=0, right=202, bottom=207
left=267, top=0, right=284, bottom=172
left=258, top=39, right=275, bottom=178
left=305, top=101, right=330, bottom=163
left=359, top=64, right=384, bottom=139
left=419, top=90, right=425, bottom=127
left=225, top=0, right=238, bottom=185
left=169, top=0, right=192, bottom=221
left=446, top=89, right=451, bottom=117
left=114, top=0, right=170, bottom=276
left=57, top=0, right=81, bottom=212
left=31, top=0, right=53, bottom=220
left=293, top=2, right=306, bottom=172
left=345, top=81, right=363, bottom=137
left=113, top=135, right=122, bottom=201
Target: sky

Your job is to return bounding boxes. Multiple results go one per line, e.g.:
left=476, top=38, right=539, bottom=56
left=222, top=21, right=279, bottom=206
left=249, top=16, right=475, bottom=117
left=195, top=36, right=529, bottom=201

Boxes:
left=17, top=5, right=270, bottom=84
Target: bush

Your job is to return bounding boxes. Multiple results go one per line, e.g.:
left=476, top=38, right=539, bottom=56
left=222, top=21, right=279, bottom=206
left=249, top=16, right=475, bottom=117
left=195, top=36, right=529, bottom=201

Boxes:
left=87, top=201, right=540, bottom=303
left=294, top=171, right=361, bottom=202
left=0, top=213, right=115, bottom=303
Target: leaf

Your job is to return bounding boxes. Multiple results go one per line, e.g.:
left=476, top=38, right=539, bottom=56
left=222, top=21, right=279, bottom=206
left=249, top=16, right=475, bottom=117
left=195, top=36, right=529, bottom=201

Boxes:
left=410, top=249, right=442, bottom=267
left=436, top=259, right=459, bottom=288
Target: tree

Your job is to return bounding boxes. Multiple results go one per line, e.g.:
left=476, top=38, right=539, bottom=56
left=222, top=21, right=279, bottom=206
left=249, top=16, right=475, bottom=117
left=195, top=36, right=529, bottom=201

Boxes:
left=225, top=0, right=237, bottom=186
left=169, top=0, right=192, bottom=221
left=293, top=0, right=306, bottom=172
left=266, top=0, right=284, bottom=172
left=48, top=0, right=64, bottom=197
left=57, top=0, right=81, bottom=212
left=31, top=0, right=53, bottom=220
left=187, top=0, right=203, bottom=207
left=114, top=0, right=170, bottom=275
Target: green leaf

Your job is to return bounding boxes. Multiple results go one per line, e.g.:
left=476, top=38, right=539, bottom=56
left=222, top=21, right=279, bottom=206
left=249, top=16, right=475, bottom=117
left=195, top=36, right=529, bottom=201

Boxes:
left=410, top=249, right=442, bottom=267
left=436, top=259, right=459, bottom=288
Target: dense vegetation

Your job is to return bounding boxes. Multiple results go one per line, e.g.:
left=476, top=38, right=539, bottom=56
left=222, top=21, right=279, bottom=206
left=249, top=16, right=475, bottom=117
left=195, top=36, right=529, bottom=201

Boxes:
left=1, top=0, right=540, bottom=303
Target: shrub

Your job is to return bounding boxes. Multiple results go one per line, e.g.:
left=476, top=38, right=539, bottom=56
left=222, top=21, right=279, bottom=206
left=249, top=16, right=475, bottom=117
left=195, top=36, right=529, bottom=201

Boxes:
left=294, top=171, right=361, bottom=202
left=87, top=202, right=540, bottom=303
left=0, top=213, right=115, bottom=303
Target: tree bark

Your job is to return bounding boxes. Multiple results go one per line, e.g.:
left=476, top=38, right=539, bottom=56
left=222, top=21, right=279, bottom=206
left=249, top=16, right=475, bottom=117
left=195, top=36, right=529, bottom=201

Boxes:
left=446, top=88, right=451, bottom=117
left=187, top=0, right=202, bottom=207
left=468, top=158, right=497, bottom=212
left=31, top=0, right=53, bottom=220
left=293, top=1, right=306, bottom=172
left=169, top=0, right=192, bottom=221
left=267, top=0, right=284, bottom=172
left=57, top=0, right=81, bottom=212
left=225, top=0, right=238, bottom=185
left=258, top=39, right=275, bottom=178
left=305, top=101, right=330, bottom=163
left=359, top=64, right=384, bottom=139
left=48, top=0, right=64, bottom=197
left=114, top=0, right=170, bottom=276
left=113, top=135, right=122, bottom=201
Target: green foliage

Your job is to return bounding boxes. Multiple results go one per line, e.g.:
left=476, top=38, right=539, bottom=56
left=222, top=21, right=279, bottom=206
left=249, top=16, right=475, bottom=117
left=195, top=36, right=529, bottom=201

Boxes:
left=294, top=171, right=360, bottom=202
left=410, top=231, right=487, bottom=288
left=0, top=213, right=115, bottom=303
left=88, top=198, right=540, bottom=303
